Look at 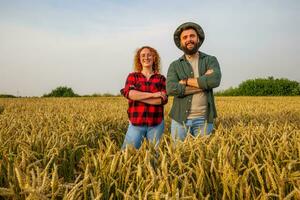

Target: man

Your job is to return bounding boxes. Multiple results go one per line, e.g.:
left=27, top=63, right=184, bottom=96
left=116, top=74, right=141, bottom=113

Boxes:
left=166, top=22, right=221, bottom=141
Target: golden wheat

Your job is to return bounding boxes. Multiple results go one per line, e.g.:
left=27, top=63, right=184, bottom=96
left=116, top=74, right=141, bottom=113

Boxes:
left=0, top=97, right=299, bottom=199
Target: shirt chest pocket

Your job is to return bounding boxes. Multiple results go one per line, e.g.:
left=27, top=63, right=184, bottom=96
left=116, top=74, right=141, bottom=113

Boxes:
left=178, top=62, right=192, bottom=79
left=134, top=82, right=146, bottom=92
left=135, top=82, right=159, bottom=92
left=135, top=83, right=142, bottom=89
left=148, top=82, right=161, bottom=92
left=199, top=58, right=209, bottom=76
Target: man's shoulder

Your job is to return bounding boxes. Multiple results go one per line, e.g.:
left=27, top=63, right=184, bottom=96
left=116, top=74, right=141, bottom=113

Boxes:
left=169, top=57, right=183, bottom=67
left=201, top=52, right=217, bottom=60
left=169, top=52, right=218, bottom=67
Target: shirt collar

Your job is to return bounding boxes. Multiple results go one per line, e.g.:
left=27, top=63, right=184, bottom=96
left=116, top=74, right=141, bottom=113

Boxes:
left=179, top=51, right=206, bottom=61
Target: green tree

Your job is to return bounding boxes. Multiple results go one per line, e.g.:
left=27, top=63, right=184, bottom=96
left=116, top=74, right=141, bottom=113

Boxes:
left=0, top=94, right=16, bottom=98
left=43, top=86, right=79, bottom=97
left=216, top=77, right=300, bottom=96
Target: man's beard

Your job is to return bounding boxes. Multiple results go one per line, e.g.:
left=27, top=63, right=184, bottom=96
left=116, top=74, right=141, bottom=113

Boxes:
left=181, top=41, right=200, bottom=55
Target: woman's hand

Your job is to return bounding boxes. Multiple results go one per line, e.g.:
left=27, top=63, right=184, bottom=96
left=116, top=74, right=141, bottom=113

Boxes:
left=153, top=91, right=167, bottom=100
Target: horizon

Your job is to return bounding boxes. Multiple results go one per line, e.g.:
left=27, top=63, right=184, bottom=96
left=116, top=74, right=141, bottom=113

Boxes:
left=1, top=76, right=299, bottom=97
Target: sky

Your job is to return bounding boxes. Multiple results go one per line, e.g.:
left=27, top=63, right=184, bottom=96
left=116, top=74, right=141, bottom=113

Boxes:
left=0, top=0, right=299, bottom=96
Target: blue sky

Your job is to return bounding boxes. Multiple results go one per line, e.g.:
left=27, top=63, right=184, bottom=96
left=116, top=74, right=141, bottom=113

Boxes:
left=0, top=0, right=299, bottom=96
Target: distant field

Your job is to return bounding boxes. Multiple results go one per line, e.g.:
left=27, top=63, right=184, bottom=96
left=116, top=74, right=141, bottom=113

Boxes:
left=0, top=97, right=299, bottom=199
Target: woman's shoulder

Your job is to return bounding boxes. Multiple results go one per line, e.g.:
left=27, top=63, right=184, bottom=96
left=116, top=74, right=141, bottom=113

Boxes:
left=153, top=73, right=166, bottom=82
left=155, top=73, right=166, bottom=79
left=127, top=72, right=141, bottom=77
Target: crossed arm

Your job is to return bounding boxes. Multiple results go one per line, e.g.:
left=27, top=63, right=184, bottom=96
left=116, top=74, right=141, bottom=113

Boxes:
left=122, top=74, right=168, bottom=105
left=128, top=90, right=167, bottom=105
left=167, top=56, right=221, bottom=97
left=178, top=69, right=214, bottom=95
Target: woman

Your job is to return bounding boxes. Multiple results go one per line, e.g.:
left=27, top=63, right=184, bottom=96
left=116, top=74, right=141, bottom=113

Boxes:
left=121, top=46, right=168, bottom=149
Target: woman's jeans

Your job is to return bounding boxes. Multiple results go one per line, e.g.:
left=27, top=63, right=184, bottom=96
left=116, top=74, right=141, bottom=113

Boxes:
left=122, top=120, right=164, bottom=149
left=171, top=117, right=213, bottom=142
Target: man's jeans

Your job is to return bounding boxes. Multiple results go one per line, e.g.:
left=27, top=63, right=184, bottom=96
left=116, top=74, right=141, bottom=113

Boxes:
left=171, top=117, right=213, bottom=142
left=122, top=120, right=164, bottom=149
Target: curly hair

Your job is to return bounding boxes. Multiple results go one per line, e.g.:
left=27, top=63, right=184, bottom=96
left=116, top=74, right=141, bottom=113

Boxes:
left=133, top=46, right=161, bottom=73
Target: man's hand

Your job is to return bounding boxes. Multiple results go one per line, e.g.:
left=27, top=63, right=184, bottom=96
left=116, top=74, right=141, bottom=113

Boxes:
left=178, top=69, right=214, bottom=88
left=179, top=79, right=187, bottom=85
left=205, top=69, right=213, bottom=75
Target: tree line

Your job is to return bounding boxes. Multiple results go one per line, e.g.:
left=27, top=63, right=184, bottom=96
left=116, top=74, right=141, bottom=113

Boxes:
left=1, top=77, right=299, bottom=97
left=42, top=86, right=121, bottom=97
left=215, top=77, right=299, bottom=96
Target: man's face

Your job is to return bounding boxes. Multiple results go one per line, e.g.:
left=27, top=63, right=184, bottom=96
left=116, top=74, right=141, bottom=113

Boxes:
left=180, top=28, right=200, bottom=55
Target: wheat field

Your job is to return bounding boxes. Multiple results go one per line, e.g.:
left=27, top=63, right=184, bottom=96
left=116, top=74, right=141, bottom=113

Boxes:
left=0, top=97, right=299, bottom=199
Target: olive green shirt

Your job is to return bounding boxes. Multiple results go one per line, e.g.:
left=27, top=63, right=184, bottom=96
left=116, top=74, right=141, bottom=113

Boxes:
left=166, top=51, right=221, bottom=124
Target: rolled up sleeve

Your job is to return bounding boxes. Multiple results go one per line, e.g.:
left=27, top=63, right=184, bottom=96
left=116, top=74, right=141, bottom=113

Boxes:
left=197, top=56, right=221, bottom=90
left=166, top=63, right=186, bottom=97
left=121, top=73, right=136, bottom=99
left=160, top=76, right=168, bottom=105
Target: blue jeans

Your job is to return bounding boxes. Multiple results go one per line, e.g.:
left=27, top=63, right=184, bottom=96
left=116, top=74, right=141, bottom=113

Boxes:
left=122, top=120, right=164, bottom=149
left=171, top=117, right=214, bottom=142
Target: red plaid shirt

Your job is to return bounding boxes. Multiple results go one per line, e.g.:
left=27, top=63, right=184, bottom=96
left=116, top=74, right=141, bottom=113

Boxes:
left=121, top=72, right=168, bottom=126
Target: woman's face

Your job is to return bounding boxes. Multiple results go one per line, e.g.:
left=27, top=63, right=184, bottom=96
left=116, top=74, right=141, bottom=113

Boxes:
left=139, top=48, right=154, bottom=69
